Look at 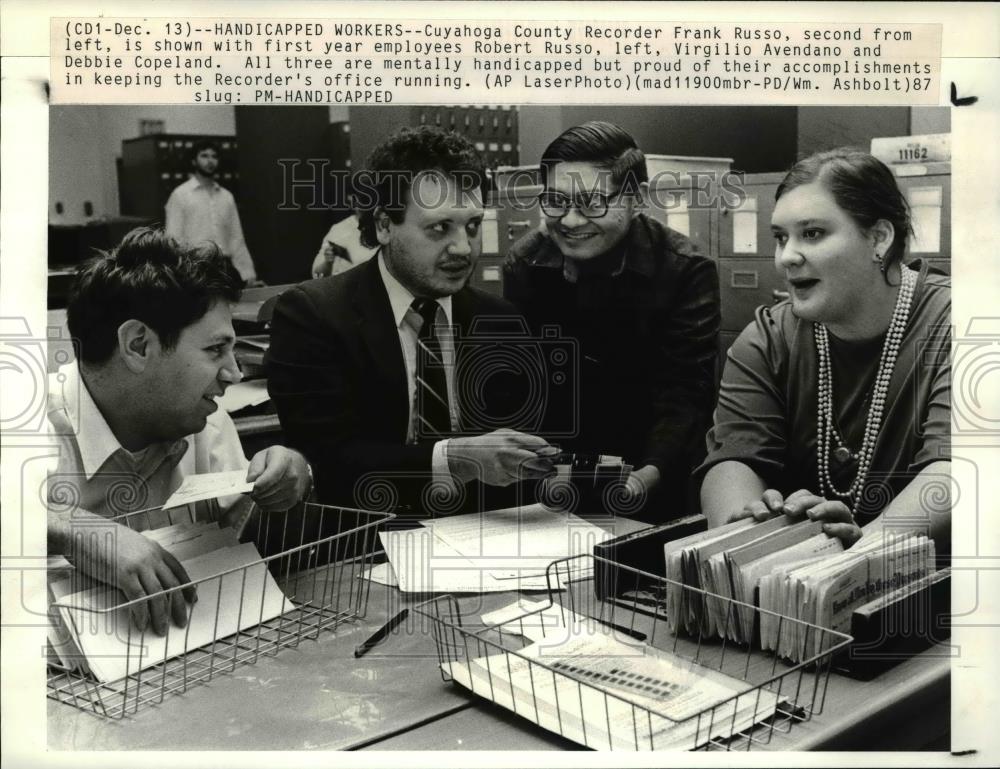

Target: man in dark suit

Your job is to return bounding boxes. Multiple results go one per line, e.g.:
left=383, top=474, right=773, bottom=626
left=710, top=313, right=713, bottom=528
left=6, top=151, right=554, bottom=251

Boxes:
left=267, top=127, right=557, bottom=516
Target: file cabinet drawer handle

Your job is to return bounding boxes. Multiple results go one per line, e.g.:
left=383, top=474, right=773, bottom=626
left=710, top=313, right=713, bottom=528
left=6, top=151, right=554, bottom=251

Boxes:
left=731, top=270, right=759, bottom=289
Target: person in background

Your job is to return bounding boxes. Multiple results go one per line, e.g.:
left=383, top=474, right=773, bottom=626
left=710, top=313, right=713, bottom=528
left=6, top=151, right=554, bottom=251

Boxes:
left=698, top=149, right=950, bottom=557
left=311, top=212, right=379, bottom=279
left=165, top=138, right=261, bottom=286
left=47, top=228, right=312, bottom=636
left=268, top=126, right=557, bottom=516
left=503, top=121, right=720, bottom=521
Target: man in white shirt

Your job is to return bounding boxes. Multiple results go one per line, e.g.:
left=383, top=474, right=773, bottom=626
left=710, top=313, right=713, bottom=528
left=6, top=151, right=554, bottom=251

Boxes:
left=48, top=228, right=311, bottom=636
left=165, top=139, right=259, bottom=284
left=311, top=213, right=378, bottom=278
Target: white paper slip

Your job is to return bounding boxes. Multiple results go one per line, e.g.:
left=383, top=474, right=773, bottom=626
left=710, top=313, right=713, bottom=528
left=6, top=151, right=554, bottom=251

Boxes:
left=426, top=505, right=611, bottom=569
left=217, top=379, right=271, bottom=413
left=380, top=527, right=512, bottom=594
left=363, top=561, right=398, bottom=587
left=162, top=470, right=253, bottom=510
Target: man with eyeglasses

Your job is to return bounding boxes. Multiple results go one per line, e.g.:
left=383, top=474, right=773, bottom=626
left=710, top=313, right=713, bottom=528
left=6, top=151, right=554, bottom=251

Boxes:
left=503, top=122, right=720, bottom=521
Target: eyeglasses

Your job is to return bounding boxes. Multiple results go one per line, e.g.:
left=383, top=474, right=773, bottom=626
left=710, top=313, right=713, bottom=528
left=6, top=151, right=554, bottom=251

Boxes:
left=537, top=190, right=626, bottom=220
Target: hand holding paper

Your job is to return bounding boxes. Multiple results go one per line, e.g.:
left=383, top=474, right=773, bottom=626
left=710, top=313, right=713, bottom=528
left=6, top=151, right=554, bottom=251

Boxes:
left=246, top=446, right=312, bottom=511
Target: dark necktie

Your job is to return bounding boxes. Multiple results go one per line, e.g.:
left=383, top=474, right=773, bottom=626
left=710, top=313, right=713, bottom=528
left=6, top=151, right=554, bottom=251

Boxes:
left=411, top=298, right=451, bottom=438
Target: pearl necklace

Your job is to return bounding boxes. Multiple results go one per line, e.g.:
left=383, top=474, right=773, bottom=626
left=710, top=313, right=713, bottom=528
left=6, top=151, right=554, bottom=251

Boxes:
left=815, top=267, right=917, bottom=513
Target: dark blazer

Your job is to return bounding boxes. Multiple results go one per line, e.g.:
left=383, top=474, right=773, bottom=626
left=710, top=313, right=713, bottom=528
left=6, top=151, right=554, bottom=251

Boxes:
left=266, top=257, right=527, bottom=516
left=503, top=214, right=721, bottom=520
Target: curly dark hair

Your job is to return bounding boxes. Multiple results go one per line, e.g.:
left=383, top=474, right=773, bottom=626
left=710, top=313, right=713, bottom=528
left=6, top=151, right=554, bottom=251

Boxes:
left=191, top=137, right=221, bottom=162
left=353, top=126, right=486, bottom=249
left=67, top=227, right=242, bottom=365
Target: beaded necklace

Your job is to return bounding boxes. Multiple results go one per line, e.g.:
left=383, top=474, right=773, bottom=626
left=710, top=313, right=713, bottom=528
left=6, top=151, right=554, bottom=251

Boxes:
left=814, top=267, right=917, bottom=514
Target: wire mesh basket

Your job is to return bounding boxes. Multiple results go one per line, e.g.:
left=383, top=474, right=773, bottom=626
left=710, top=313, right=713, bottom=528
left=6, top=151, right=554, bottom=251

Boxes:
left=415, top=553, right=853, bottom=751
left=47, top=502, right=393, bottom=719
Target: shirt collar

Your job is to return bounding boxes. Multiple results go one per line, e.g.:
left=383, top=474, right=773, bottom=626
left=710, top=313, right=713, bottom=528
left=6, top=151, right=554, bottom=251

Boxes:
left=59, top=363, right=188, bottom=479
left=527, top=215, right=657, bottom=278
left=377, top=251, right=453, bottom=328
left=190, top=174, right=220, bottom=191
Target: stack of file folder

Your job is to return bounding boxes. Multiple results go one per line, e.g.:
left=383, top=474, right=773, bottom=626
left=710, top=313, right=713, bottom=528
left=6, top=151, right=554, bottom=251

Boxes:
left=659, top=516, right=936, bottom=662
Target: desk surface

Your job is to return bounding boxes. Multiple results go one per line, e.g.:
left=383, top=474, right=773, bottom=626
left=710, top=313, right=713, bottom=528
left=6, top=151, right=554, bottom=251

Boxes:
left=365, top=644, right=949, bottom=751
left=47, top=514, right=643, bottom=750
left=47, top=515, right=949, bottom=752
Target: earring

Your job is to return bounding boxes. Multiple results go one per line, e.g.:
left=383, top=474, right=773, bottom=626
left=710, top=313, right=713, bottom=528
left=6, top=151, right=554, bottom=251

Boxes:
left=875, top=250, right=886, bottom=273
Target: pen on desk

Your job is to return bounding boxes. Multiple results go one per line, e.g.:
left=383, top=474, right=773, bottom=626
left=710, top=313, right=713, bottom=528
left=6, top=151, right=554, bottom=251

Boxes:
left=585, top=614, right=647, bottom=642
left=354, top=608, right=409, bottom=658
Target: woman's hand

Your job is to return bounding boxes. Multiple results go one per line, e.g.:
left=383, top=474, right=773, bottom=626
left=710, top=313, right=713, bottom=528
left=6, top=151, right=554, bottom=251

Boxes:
left=729, top=488, right=862, bottom=547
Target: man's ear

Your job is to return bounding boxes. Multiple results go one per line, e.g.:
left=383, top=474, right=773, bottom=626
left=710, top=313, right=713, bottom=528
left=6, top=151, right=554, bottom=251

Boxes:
left=117, top=319, right=157, bottom=373
left=374, top=209, right=392, bottom=246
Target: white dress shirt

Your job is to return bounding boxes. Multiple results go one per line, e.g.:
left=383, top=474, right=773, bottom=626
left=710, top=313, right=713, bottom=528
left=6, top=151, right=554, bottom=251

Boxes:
left=46, top=363, right=254, bottom=534
left=165, top=176, right=257, bottom=282
left=377, top=254, right=460, bottom=482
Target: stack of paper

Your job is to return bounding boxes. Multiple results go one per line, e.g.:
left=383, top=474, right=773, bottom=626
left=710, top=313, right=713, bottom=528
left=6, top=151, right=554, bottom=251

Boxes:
left=661, top=515, right=936, bottom=662
left=48, top=521, right=291, bottom=682
left=378, top=505, right=612, bottom=594
left=444, top=623, right=781, bottom=750
left=757, top=531, right=935, bottom=662
left=217, top=379, right=271, bottom=414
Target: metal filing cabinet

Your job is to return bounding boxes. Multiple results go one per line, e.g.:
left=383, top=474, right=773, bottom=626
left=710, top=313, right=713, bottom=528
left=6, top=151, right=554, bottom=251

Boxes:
left=469, top=209, right=505, bottom=296
left=718, top=174, right=786, bottom=305
left=717, top=172, right=785, bottom=371
left=645, top=176, right=718, bottom=259
left=119, top=134, right=239, bottom=220
left=351, top=106, right=520, bottom=172
left=645, top=155, right=731, bottom=260
left=892, top=161, right=951, bottom=275
left=489, top=181, right=544, bottom=256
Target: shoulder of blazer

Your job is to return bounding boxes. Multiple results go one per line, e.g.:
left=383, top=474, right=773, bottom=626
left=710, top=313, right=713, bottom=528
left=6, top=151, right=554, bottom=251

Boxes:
left=286, top=258, right=383, bottom=322
left=453, top=284, right=520, bottom=320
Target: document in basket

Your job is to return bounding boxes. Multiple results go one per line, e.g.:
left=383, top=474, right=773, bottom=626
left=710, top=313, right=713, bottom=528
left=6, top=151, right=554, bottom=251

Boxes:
left=444, top=625, right=780, bottom=751
left=56, top=541, right=291, bottom=682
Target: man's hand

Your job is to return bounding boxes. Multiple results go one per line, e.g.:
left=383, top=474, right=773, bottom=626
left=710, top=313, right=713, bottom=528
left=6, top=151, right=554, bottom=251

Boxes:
left=447, top=429, right=558, bottom=487
left=54, top=513, right=195, bottom=636
left=311, top=247, right=333, bottom=278
left=620, top=464, right=661, bottom=514
left=728, top=487, right=862, bottom=547
left=312, top=241, right=349, bottom=278
left=246, top=446, right=313, bottom=511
